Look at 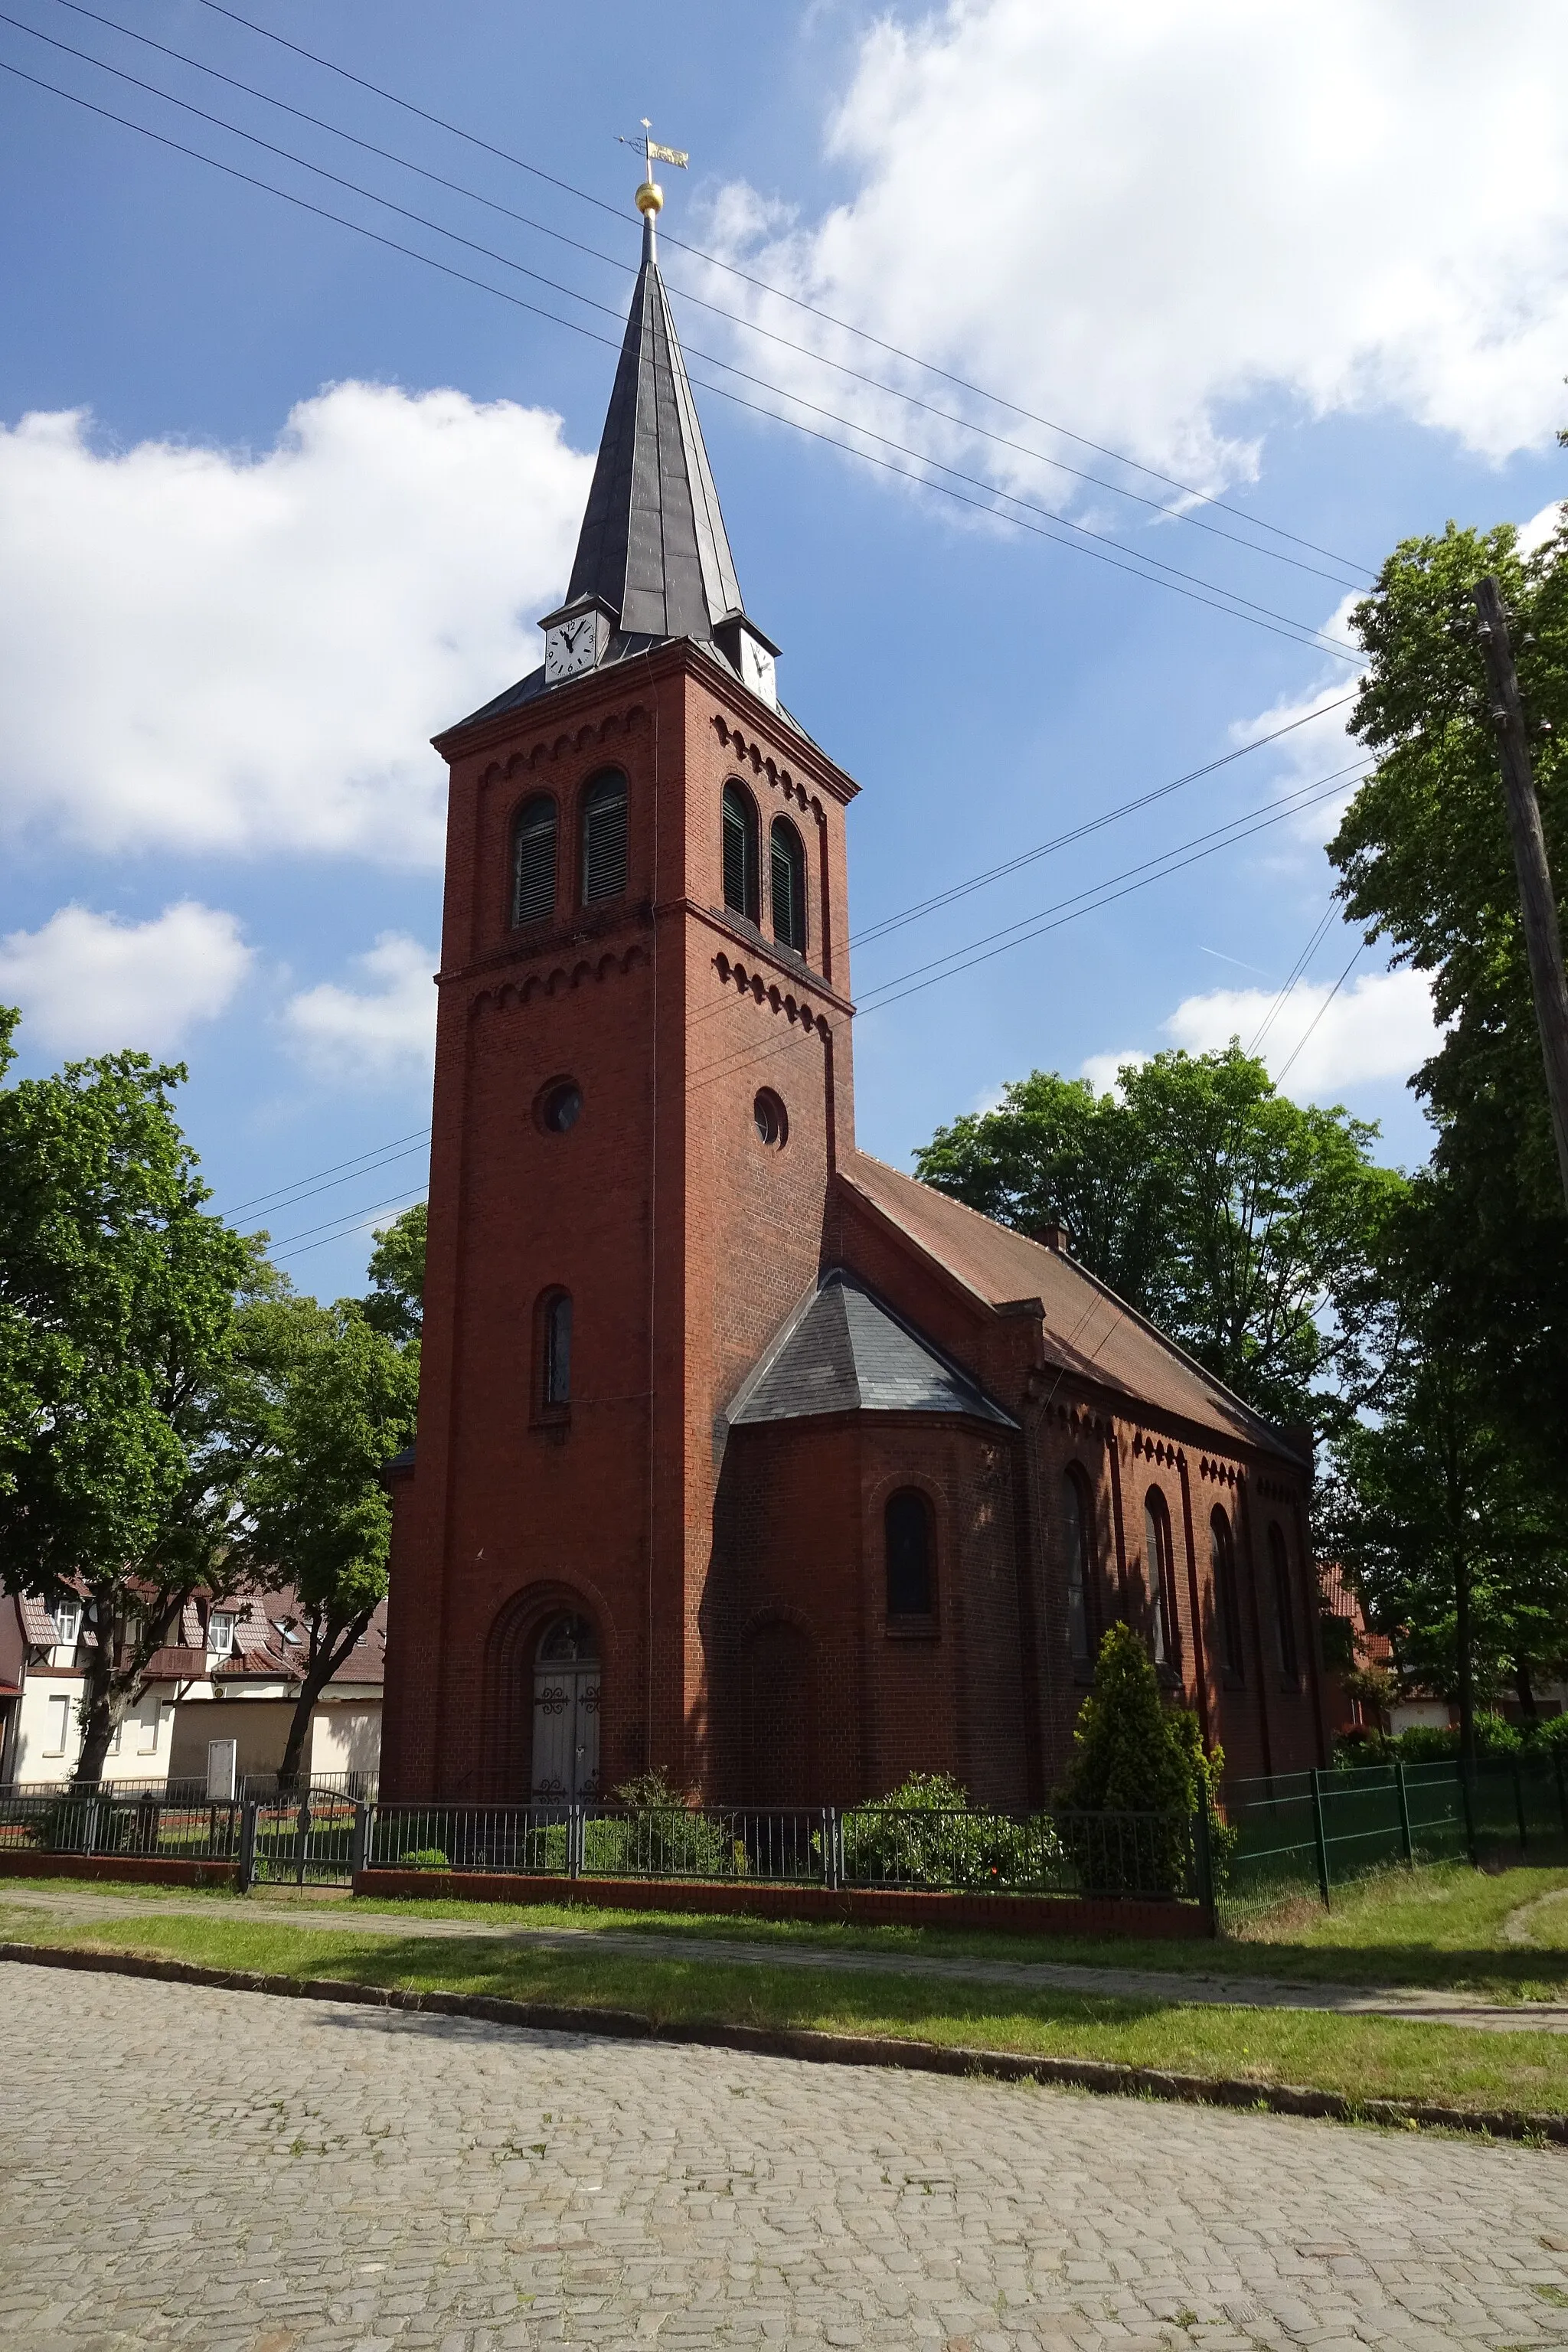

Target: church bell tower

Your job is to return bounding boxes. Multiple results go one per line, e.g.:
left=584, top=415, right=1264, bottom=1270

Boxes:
left=381, top=151, right=860, bottom=1802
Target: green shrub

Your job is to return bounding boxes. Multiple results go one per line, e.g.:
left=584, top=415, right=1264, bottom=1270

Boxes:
left=603, top=1770, right=738, bottom=1879
left=1055, top=1623, right=1229, bottom=1896
left=838, top=1771, right=1060, bottom=1890
left=1333, top=1725, right=1394, bottom=1769
left=398, top=1846, right=449, bottom=1870
left=1396, top=1711, right=1523, bottom=1764
left=1524, top=1711, right=1568, bottom=1756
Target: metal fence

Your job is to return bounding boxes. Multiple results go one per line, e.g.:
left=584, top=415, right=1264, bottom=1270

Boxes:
left=364, top=1798, right=1206, bottom=1904
left=0, top=1784, right=243, bottom=1865
left=1223, top=1754, right=1568, bottom=1905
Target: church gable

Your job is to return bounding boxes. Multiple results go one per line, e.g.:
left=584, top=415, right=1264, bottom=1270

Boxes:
left=728, top=1270, right=1016, bottom=1430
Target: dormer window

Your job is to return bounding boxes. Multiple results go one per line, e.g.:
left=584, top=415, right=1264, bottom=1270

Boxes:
left=208, top=1610, right=237, bottom=1658
left=51, top=1599, right=81, bottom=1649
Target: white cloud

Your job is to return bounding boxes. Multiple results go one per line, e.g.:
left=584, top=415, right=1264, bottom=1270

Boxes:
left=1162, top=968, right=1441, bottom=1099
left=1520, top=498, right=1566, bottom=558
left=0, top=386, right=590, bottom=864
left=0, top=900, right=251, bottom=1055
left=1079, top=1050, right=1149, bottom=1099
left=283, top=933, right=436, bottom=1084
left=703, top=1, right=1568, bottom=495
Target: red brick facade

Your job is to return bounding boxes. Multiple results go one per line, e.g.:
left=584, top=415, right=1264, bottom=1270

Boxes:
left=381, top=637, right=1326, bottom=1806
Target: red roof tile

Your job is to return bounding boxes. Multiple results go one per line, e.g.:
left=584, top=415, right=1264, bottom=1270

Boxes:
left=840, top=1153, right=1303, bottom=1462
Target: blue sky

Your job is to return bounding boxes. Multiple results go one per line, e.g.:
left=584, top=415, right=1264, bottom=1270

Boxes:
left=1, top=0, right=1564, bottom=1300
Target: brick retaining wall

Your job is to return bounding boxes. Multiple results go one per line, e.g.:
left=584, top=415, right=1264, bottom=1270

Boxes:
left=354, top=1867, right=1214, bottom=1937
left=0, top=1852, right=238, bottom=1890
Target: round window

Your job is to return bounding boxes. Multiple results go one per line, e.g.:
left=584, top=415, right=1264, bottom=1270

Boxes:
left=753, top=1089, right=787, bottom=1148
left=540, top=1080, right=583, bottom=1133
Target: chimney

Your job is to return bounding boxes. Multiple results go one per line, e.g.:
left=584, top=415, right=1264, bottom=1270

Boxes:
left=1034, top=1216, right=1072, bottom=1255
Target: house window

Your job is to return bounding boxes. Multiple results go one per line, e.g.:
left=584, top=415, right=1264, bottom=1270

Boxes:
left=137, top=1700, right=163, bottom=1756
left=1062, top=1468, right=1096, bottom=1666
left=1210, top=1507, right=1244, bottom=1678
left=581, top=769, right=629, bottom=903
left=722, top=782, right=760, bottom=923
left=1269, top=1522, right=1300, bottom=1685
left=769, top=816, right=807, bottom=954
left=44, top=1694, right=72, bottom=1759
left=208, top=1612, right=237, bottom=1658
left=51, top=1599, right=81, bottom=1650
left=542, top=1291, right=573, bottom=1406
left=511, top=794, right=557, bottom=927
left=884, top=1489, right=934, bottom=1619
left=1145, top=1488, right=1178, bottom=1668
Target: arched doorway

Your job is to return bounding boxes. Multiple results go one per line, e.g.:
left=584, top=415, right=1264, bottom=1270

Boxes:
left=531, top=1614, right=600, bottom=1802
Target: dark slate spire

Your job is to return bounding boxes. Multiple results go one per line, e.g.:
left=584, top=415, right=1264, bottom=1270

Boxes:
left=565, top=209, right=744, bottom=643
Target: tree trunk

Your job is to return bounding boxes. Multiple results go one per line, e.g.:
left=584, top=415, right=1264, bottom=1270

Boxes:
left=1455, top=1548, right=1476, bottom=1772
left=1514, top=1655, right=1539, bottom=1722
left=70, top=1600, right=122, bottom=1788
left=276, top=1612, right=372, bottom=1793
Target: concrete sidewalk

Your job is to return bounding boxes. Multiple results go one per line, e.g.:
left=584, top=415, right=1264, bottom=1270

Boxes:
left=3, top=1880, right=1564, bottom=2034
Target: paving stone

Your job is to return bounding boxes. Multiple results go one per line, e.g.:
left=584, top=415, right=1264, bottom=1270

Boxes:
left=0, top=1962, right=1565, bottom=2349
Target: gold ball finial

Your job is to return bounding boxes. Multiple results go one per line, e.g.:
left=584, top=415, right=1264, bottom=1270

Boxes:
left=635, top=178, right=664, bottom=217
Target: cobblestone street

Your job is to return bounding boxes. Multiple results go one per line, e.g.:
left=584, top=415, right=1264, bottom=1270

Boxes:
left=2, top=1962, right=1566, bottom=2352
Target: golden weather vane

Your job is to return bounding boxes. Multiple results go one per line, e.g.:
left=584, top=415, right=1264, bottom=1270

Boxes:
left=618, top=119, right=688, bottom=245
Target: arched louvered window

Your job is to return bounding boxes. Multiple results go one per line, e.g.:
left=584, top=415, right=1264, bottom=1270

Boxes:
left=1269, top=1522, right=1299, bottom=1684
left=580, top=769, right=628, bottom=903
left=1063, top=1468, right=1096, bottom=1666
left=541, top=1290, right=573, bottom=1406
left=511, top=794, right=557, bottom=927
left=722, top=781, right=760, bottom=923
left=884, top=1488, right=933, bottom=1619
left=769, top=815, right=807, bottom=954
left=1210, top=1506, right=1243, bottom=1678
left=1145, top=1488, right=1178, bottom=1668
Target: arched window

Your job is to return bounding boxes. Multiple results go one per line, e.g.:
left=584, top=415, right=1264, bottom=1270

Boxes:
left=884, top=1488, right=933, bottom=1619
left=722, top=781, right=760, bottom=923
left=1144, top=1488, right=1178, bottom=1668
left=541, top=1290, right=573, bottom=1406
left=1269, top=1522, right=1299, bottom=1684
left=511, top=794, right=557, bottom=927
left=769, top=815, right=807, bottom=953
left=1062, top=1467, right=1096, bottom=1666
left=581, top=769, right=628, bottom=903
left=1210, top=1506, right=1243, bottom=1678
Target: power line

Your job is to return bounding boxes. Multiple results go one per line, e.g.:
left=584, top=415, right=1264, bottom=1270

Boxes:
left=39, top=0, right=1365, bottom=596
left=183, top=0, right=1371, bottom=579
left=258, top=1182, right=430, bottom=1255
left=851, top=697, right=1355, bottom=948
left=1246, top=898, right=1339, bottom=1055
left=221, top=1125, right=431, bottom=1220
left=1272, top=942, right=1366, bottom=1086
left=0, top=34, right=1357, bottom=660
left=234, top=1138, right=431, bottom=1231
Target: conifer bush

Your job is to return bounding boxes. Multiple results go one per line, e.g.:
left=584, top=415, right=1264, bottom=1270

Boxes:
left=1056, top=1623, right=1227, bottom=1896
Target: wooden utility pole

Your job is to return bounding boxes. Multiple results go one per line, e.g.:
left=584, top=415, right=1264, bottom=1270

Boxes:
left=1473, top=576, right=1568, bottom=1211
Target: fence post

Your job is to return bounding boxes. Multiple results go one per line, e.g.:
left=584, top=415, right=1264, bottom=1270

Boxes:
left=1192, top=1779, right=1217, bottom=1934
left=350, top=1801, right=369, bottom=1880
left=568, top=1802, right=581, bottom=1882
left=1309, top=1767, right=1331, bottom=1908
left=1513, top=1756, right=1529, bottom=1854
left=295, top=1792, right=311, bottom=1887
left=237, top=1798, right=257, bottom=1894
left=822, top=1806, right=838, bottom=1893
left=1459, top=1760, right=1477, bottom=1864
left=1394, top=1759, right=1414, bottom=1867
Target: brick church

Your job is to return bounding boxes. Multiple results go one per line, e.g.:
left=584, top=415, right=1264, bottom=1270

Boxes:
left=381, top=167, right=1327, bottom=1809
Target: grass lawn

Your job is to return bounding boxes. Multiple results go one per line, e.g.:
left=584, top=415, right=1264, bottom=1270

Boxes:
left=3, top=1879, right=1567, bottom=2125
left=5, top=1855, right=1565, bottom=2000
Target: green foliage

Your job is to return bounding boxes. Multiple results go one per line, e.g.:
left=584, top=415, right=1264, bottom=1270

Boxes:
left=0, top=1010, right=254, bottom=1782
left=233, top=1292, right=419, bottom=1787
left=1057, top=1625, right=1227, bottom=1896
left=1328, top=514, right=1568, bottom=1499
left=398, top=1847, right=449, bottom=1870
left=838, top=1771, right=1058, bottom=1890
left=362, top=1203, right=426, bottom=1347
left=915, top=1046, right=1400, bottom=1426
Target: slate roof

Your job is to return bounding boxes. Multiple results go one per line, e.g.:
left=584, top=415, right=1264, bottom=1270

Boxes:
left=444, top=211, right=818, bottom=751
left=729, top=1269, right=1016, bottom=1430
left=840, top=1153, right=1305, bottom=1462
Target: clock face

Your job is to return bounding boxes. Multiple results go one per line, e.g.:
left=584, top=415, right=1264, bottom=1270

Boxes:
left=544, top=612, right=599, bottom=682
left=741, top=634, right=776, bottom=704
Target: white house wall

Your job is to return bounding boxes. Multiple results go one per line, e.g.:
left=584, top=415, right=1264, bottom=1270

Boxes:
left=8, top=1674, right=177, bottom=1786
